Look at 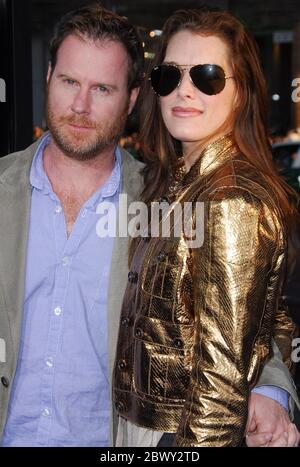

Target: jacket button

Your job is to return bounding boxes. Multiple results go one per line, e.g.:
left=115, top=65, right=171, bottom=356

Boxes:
left=135, top=328, right=143, bottom=338
left=173, top=338, right=183, bottom=349
left=128, top=271, right=138, bottom=283
left=118, top=360, right=127, bottom=371
left=159, top=196, right=169, bottom=204
left=115, top=401, right=125, bottom=412
left=1, top=376, right=9, bottom=388
left=121, top=317, right=130, bottom=328
left=157, top=251, right=166, bottom=262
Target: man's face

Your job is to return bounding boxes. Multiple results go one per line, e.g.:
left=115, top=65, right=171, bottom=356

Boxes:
left=46, top=34, right=138, bottom=160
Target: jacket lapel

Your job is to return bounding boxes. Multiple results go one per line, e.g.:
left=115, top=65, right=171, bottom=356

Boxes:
left=107, top=147, right=144, bottom=380
left=0, top=141, right=38, bottom=358
left=107, top=148, right=144, bottom=444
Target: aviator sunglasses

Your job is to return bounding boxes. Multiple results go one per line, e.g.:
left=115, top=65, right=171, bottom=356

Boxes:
left=150, top=63, right=234, bottom=96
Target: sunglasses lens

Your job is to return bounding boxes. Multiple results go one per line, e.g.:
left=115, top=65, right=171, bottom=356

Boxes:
left=150, top=65, right=181, bottom=96
left=190, top=64, right=226, bottom=95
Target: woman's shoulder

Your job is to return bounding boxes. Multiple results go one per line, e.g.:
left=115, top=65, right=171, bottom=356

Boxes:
left=199, top=155, right=278, bottom=208
left=192, top=155, right=285, bottom=235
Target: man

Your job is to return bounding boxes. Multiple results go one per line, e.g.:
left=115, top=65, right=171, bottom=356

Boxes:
left=0, top=4, right=298, bottom=447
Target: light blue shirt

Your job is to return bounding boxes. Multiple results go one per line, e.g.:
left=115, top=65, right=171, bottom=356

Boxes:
left=2, top=133, right=121, bottom=446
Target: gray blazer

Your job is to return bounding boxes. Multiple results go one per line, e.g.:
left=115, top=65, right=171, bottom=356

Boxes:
left=0, top=137, right=298, bottom=445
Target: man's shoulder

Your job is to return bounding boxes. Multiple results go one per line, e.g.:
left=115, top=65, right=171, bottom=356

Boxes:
left=119, top=146, right=145, bottom=196
left=119, top=146, right=145, bottom=184
left=0, top=149, right=26, bottom=170
left=0, top=139, right=40, bottom=176
left=119, top=146, right=145, bottom=171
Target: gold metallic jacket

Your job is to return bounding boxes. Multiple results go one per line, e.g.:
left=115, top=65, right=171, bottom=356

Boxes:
left=113, top=135, right=296, bottom=447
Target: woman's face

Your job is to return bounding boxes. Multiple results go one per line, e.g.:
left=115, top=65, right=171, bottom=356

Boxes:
left=159, top=30, right=237, bottom=154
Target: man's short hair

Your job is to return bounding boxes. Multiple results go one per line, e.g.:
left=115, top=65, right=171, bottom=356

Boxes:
left=49, top=3, right=144, bottom=90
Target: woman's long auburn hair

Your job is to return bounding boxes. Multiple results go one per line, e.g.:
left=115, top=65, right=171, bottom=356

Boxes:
left=130, top=8, right=299, bottom=264
left=137, top=8, right=299, bottom=219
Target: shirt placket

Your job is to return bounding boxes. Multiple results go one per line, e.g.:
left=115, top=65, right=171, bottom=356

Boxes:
left=35, top=198, right=89, bottom=446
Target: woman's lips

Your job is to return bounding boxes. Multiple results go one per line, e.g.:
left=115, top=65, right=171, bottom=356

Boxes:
left=172, top=107, right=203, bottom=117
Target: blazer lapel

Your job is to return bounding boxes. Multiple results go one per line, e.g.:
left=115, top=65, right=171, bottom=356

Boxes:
left=107, top=147, right=144, bottom=444
left=107, top=148, right=144, bottom=381
left=0, top=142, right=38, bottom=358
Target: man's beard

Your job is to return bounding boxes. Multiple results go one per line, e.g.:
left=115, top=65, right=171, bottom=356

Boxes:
left=46, top=96, right=129, bottom=161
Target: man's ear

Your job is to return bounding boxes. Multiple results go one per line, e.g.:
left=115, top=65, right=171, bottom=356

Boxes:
left=128, top=87, right=140, bottom=115
left=46, top=62, right=52, bottom=84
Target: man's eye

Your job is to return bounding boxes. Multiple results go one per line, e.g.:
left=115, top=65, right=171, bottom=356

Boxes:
left=98, top=85, right=109, bottom=93
left=64, top=79, right=76, bottom=85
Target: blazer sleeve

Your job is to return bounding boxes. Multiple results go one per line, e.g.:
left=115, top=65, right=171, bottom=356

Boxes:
left=255, top=339, right=300, bottom=419
left=272, top=299, right=297, bottom=371
left=175, top=187, right=287, bottom=447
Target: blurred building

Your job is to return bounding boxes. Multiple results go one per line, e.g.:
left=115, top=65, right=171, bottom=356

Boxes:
left=0, top=0, right=300, bottom=155
left=0, top=0, right=33, bottom=155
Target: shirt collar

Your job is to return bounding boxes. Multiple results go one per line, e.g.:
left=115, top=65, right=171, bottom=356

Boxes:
left=29, top=132, right=52, bottom=192
left=85, top=146, right=122, bottom=211
left=29, top=132, right=122, bottom=208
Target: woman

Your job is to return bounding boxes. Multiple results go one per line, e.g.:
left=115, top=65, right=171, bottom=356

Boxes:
left=113, top=8, right=299, bottom=446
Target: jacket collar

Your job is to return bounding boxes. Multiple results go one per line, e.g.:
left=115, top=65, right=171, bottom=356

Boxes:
left=0, top=139, right=41, bottom=189
left=183, top=133, right=240, bottom=183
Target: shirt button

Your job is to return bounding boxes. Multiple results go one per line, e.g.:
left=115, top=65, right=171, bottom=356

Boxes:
left=54, top=306, right=62, bottom=316
left=62, top=256, right=69, bottom=266
left=42, top=408, right=50, bottom=417
left=81, top=209, right=87, bottom=218
left=55, top=205, right=62, bottom=214
left=46, top=358, right=53, bottom=368
left=1, top=376, right=9, bottom=388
